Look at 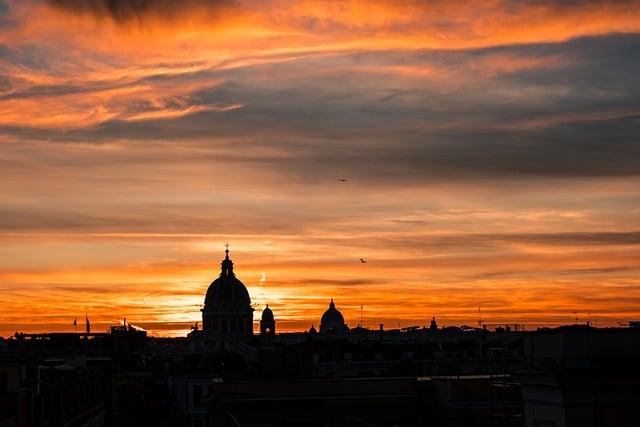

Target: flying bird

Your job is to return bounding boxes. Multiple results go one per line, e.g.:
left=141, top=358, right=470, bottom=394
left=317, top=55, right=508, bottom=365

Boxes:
left=338, top=178, right=347, bottom=182
left=360, top=258, right=367, bottom=263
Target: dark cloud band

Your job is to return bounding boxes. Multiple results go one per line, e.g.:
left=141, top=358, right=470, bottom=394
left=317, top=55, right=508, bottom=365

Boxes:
left=48, top=0, right=234, bottom=23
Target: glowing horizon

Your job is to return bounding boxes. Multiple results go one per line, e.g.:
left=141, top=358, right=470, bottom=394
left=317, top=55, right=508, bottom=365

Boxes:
left=1, top=0, right=640, bottom=338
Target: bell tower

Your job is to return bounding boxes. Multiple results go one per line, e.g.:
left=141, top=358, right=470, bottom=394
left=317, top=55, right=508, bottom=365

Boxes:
left=260, top=305, right=276, bottom=336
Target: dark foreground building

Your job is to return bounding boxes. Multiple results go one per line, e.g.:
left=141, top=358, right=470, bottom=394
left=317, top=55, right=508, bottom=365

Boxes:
left=515, top=326, right=640, bottom=427
left=1, top=250, right=639, bottom=426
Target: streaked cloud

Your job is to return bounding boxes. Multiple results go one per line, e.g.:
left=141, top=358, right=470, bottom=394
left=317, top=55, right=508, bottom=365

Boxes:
left=48, top=0, right=235, bottom=24
left=1, top=0, right=639, bottom=336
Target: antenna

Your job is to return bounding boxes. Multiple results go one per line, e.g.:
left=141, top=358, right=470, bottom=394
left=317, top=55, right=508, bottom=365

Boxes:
left=360, top=305, right=363, bottom=327
left=574, top=311, right=578, bottom=324
left=478, top=307, right=482, bottom=327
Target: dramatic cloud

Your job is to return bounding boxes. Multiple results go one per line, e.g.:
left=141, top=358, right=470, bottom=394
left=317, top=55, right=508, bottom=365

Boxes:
left=48, top=0, right=235, bottom=23
left=1, top=0, right=639, bottom=336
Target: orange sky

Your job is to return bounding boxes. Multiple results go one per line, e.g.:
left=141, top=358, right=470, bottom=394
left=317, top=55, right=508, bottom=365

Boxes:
left=1, top=0, right=640, bottom=337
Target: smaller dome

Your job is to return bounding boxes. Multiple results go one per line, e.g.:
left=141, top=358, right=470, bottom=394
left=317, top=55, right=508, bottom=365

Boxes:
left=262, top=305, right=274, bottom=321
left=320, top=299, right=347, bottom=334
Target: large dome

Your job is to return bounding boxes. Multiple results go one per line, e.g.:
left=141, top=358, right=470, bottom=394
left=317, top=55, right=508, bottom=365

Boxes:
left=204, top=250, right=251, bottom=308
left=320, top=299, right=347, bottom=334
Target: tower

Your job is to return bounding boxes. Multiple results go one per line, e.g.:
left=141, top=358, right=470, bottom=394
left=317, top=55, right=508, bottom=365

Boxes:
left=430, top=316, right=438, bottom=331
left=260, top=305, right=276, bottom=336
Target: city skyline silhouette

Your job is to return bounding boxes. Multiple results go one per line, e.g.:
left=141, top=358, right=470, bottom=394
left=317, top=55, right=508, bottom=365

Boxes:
left=2, top=2, right=640, bottom=427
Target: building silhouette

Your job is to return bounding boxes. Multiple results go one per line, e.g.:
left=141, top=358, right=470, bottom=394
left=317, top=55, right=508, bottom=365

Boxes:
left=260, top=305, right=276, bottom=336
left=201, top=248, right=253, bottom=339
left=320, top=298, right=348, bottom=334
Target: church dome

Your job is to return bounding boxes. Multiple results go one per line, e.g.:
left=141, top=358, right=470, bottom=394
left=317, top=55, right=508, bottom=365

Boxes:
left=204, top=249, right=251, bottom=308
left=320, top=299, right=347, bottom=334
left=261, top=305, right=274, bottom=321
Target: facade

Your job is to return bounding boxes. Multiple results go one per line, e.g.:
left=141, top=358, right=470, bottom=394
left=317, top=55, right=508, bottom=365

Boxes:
left=201, top=249, right=253, bottom=339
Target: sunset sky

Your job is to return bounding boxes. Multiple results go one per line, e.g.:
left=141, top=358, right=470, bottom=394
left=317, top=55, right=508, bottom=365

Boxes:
left=1, top=0, right=640, bottom=337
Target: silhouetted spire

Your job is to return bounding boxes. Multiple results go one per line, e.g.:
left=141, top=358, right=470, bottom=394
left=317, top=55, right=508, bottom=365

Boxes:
left=430, top=316, right=438, bottom=331
left=220, top=245, right=234, bottom=277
